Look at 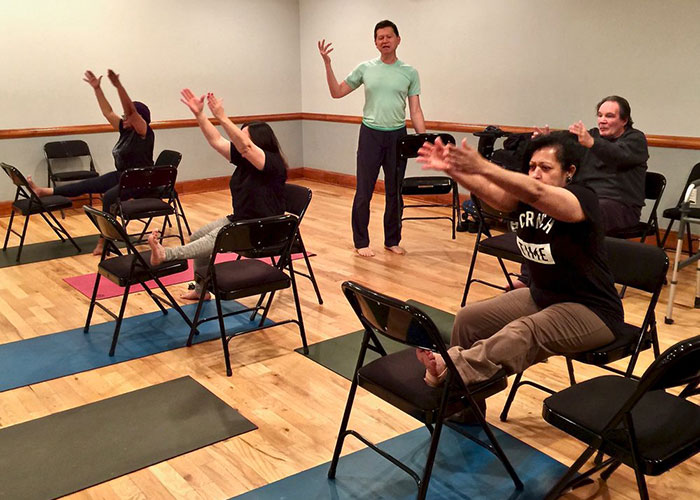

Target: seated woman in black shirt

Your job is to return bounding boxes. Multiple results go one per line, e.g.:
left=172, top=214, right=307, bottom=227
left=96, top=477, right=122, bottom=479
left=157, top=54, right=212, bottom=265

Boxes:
left=148, top=89, right=287, bottom=300
left=415, top=132, right=623, bottom=398
left=29, top=69, right=154, bottom=254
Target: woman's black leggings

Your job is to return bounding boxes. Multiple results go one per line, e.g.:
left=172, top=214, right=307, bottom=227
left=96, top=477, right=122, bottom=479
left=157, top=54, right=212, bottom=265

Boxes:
left=54, top=170, right=120, bottom=213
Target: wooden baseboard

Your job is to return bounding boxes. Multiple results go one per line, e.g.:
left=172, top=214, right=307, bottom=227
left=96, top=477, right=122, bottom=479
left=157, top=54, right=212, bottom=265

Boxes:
left=2, top=168, right=697, bottom=255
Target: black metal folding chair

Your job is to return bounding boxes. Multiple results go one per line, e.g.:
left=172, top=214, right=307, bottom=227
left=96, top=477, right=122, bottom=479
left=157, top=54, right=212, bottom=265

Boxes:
left=542, top=335, right=700, bottom=500
left=500, top=237, right=669, bottom=422
left=328, top=281, right=523, bottom=499
left=44, top=140, right=100, bottom=207
left=608, top=171, right=666, bottom=246
left=661, top=162, right=700, bottom=255
left=115, top=166, right=184, bottom=245
left=398, top=133, right=459, bottom=239
left=83, top=205, right=196, bottom=356
left=154, top=149, right=191, bottom=235
left=1, top=162, right=81, bottom=262
left=185, top=214, right=307, bottom=376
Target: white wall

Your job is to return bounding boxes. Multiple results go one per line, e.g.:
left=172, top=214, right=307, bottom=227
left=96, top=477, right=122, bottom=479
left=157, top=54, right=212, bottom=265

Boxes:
left=300, top=0, right=700, bottom=136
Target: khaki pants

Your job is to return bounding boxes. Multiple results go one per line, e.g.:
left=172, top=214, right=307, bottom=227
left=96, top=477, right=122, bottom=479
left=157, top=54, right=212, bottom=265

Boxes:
left=448, top=288, right=615, bottom=384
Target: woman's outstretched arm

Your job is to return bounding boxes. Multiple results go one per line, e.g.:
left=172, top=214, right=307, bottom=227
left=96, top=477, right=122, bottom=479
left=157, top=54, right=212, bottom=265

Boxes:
left=107, top=69, right=147, bottom=137
left=83, top=70, right=120, bottom=130
left=181, top=88, right=231, bottom=161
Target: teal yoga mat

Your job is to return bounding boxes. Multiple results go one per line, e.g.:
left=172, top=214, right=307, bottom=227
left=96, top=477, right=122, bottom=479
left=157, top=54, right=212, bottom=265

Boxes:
left=0, top=376, right=256, bottom=499
left=0, top=300, right=275, bottom=393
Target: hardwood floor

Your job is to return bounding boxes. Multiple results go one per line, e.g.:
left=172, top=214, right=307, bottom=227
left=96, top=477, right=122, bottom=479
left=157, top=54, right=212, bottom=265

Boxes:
left=0, top=179, right=698, bottom=499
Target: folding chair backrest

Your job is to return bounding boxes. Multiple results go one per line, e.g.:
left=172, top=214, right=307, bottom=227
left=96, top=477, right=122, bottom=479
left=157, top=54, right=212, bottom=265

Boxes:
left=341, top=280, right=444, bottom=352
left=84, top=205, right=132, bottom=244
left=284, top=184, right=312, bottom=219
left=44, top=140, right=92, bottom=159
left=640, top=335, right=700, bottom=392
left=604, top=237, right=668, bottom=293
left=213, top=214, right=298, bottom=260
left=398, top=133, right=456, bottom=160
left=119, top=166, right=177, bottom=198
left=676, top=163, right=700, bottom=206
left=154, top=150, right=183, bottom=168
left=1, top=163, right=29, bottom=190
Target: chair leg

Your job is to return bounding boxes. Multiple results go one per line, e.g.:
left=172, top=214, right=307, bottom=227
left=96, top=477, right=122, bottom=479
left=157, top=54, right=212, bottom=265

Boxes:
left=499, top=372, right=523, bottom=422
left=288, top=259, right=309, bottom=354
left=45, top=210, right=81, bottom=253
left=258, top=291, right=276, bottom=327
left=660, top=219, right=674, bottom=249
left=475, top=403, right=524, bottom=490
left=84, top=274, right=102, bottom=332
left=417, top=419, right=446, bottom=499
left=187, top=285, right=209, bottom=346
left=461, top=229, right=483, bottom=307
left=566, top=358, right=577, bottom=385
left=173, top=206, right=185, bottom=245
left=298, top=235, right=323, bottom=304
left=109, top=285, right=131, bottom=356
left=544, top=446, right=598, bottom=500
left=328, top=376, right=360, bottom=479
left=214, top=295, right=233, bottom=376
left=175, top=194, right=192, bottom=235
left=2, top=209, right=16, bottom=251
left=15, top=213, right=31, bottom=262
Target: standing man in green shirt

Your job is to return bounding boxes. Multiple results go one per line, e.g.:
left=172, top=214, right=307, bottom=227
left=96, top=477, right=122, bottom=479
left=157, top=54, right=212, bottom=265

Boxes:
left=318, top=19, right=426, bottom=257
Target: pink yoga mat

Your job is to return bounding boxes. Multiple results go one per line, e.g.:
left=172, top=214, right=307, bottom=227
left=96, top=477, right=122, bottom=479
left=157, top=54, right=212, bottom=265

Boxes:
left=64, top=252, right=311, bottom=300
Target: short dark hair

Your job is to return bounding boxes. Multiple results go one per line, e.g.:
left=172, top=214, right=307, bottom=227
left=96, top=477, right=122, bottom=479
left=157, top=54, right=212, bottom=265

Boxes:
left=241, top=121, right=288, bottom=169
left=374, top=20, right=399, bottom=39
left=596, top=95, right=633, bottom=128
left=524, top=131, right=583, bottom=175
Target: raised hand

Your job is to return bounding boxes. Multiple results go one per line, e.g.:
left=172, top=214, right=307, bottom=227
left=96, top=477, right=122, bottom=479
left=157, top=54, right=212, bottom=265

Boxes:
left=180, top=88, right=205, bottom=116
left=417, top=137, right=451, bottom=172
left=568, top=120, right=594, bottom=148
left=444, top=138, right=484, bottom=174
left=107, top=69, right=121, bottom=87
left=206, top=93, right=226, bottom=120
left=317, top=39, right=334, bottom=64
left=83, top=70, right=102, bottom=89
left=532, top=124, right=550, bottom=138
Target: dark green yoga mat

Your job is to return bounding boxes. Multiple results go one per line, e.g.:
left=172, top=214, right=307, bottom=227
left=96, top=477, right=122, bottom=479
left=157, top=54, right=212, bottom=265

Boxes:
left=0, top=376, right=256, bottom=499
left=296, top=300, right=454, bottom=380
left=0, top=234, right=101, bottom=267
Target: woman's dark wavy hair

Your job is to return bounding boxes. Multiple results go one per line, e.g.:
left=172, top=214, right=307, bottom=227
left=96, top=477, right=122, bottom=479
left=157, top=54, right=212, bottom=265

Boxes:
left=241, top=121, right=288, bottom=169
left=524, top=131, right=584, bottom=176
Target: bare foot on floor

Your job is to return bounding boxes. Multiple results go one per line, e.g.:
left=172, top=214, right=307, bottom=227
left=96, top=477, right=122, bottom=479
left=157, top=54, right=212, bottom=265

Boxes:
left=180, top=289, right=211, bottom=301
left=148, top=230, right=166, bottom=266
left=356, top=247, right=375, bottom=257
left=385, top=245, right=406, bottom=255
left=27, top=176, right=53, bottom=197
left=416, top=348, right=447, bottom=387
left=92, top=238, right=104, bottom=256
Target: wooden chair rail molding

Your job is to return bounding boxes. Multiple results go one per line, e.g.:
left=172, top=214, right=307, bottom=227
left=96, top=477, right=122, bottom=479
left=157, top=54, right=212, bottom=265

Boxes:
left=1, top=113, right=699, bottom=150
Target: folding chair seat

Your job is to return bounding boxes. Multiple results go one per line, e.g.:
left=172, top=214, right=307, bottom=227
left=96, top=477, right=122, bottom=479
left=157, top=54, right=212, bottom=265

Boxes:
left=44, top=140, right=100, bottom=206
left=329, top=281, right=523, bottom=499
left=154, top=149, right=191, bottom=235
left=660, top=161, right=700, bottom=255
left=499, top=237, right=668, bottom=422
left=398, top=133, right=459, bottom=239
left=608, top=171, right=666, bottom=246
left=115, top=166, right=185, bottom=245
left=460, top=195, right=523, bottom=306
left=1, top=162, right=81, bottom=262
left=185, top=214, right=307, bottom=376
left=283, top=183, right=323, bottom=304
left=542, top=335, right=700, bottom=500
left=82, top=206, right=196, bottom=356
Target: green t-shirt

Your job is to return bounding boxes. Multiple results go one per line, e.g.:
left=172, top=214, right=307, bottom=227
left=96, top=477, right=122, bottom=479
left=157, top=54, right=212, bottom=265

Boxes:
left=345, top=58, right=421, bottom=131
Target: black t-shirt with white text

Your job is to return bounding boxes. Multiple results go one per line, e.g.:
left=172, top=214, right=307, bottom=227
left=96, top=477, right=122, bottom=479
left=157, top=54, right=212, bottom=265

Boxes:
left=513, top=184, right=624, bottom=334
left=228, top=143, right=286, bottom=221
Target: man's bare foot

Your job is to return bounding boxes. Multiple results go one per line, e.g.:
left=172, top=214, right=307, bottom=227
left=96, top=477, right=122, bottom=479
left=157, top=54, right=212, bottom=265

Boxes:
left=505, top=279, right=528, bottom=291
left=148, top=230, right=166, bottom=266
left=385, top=245, right=406, bottom=255
left=416, top=349, right=447, bottom=387
left=26, top=176, right=53, bottom=197
left=180, top=289, right=211, bottom=301
left=92, top=238, right=104, bottom=256
left=356, top=247, right=375, bottom=257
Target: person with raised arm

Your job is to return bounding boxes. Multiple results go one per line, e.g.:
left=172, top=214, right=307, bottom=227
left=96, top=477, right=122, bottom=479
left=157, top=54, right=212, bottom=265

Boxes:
left=318, top=19, right=426, bottom=257
left=415, top=132, right=623, bottom=420
left=28, top=69, right=154, bottom=254
left=148, top=89, right=287, bottom=300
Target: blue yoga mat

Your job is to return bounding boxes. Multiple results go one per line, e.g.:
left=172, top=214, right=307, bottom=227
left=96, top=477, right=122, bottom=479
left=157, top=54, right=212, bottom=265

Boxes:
left=0, top=300, right=274, bottom=393
left=232, top=424, right=567, bottom=499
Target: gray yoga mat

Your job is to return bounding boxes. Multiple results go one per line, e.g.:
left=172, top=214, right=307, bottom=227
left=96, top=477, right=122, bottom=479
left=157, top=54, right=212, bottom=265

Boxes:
left=0, top=376, right=256, bottom=499
left=296, top=299, right=454, bottom=380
